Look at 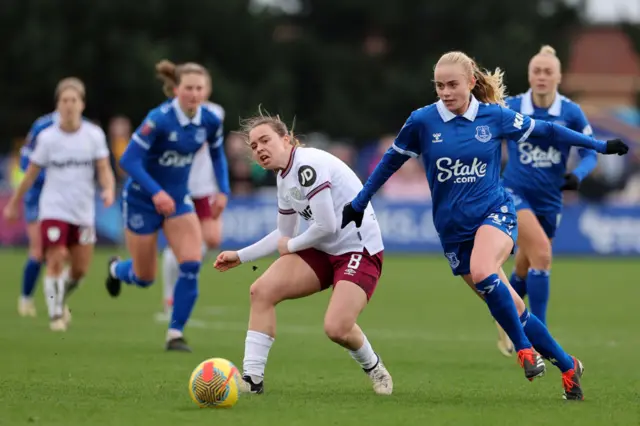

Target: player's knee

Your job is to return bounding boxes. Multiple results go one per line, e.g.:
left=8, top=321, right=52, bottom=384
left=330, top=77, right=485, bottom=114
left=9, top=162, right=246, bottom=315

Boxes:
left=323, top=317, right=352, bottom=344
left=204, top=232, right=222, bottom=250
left=45, top=247, right=67, bottom=275
left=469, top=266, right=495, bottom=284
left=70, top=265, right=88, bottom=281
left=528, top=242, right=552, bottom=270
left=249, top=279, right=277, bottom=307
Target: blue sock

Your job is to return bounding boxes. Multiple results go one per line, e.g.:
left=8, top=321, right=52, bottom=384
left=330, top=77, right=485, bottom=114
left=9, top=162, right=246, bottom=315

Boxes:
left=170, top=261, right=201, bottom=332
left=475, top=274, right=532, bottom=352
left=526, top=268, right=550, bottom=325
left=21, top=257, right=43, bottom=297
left=114, top=259, right=153, bottom=288
left=510, top=270, right=527, bottom=299
left=520, top=309, right=574, bottom=372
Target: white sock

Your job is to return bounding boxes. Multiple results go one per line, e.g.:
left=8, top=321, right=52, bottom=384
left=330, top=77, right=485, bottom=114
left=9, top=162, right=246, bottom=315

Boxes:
left=109, top=262, right=117, bottom=278
left=201, top=243, right=208, bottom=259
left=54, top=276, right=66, bottom=317
left=43, top=276, right=58, bottom=319
left=349, top=333, right=379, bottom=370
left=162, top=247, right=178, bottom=302
left=243, top=330, right=275, bottom=381
left=167, top=328, right=183, bottom=341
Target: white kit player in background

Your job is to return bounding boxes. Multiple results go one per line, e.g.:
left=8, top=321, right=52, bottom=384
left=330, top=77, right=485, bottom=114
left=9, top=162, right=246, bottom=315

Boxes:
left=4, top=77, right=115, bottom=332
left=214, top=113, right=392, bottom=395
left=157, top=59, right=229, bottom=316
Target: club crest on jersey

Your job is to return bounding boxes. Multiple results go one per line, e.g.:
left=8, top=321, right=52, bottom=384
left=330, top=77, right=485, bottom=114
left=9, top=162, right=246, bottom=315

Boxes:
left=444, top=252, right=460, bottom=269
left=475, top=125, right=492, bottom=143
left=288, top=187, right=304, bottom=201
left=195, top=128, right=206, bottom=144
left=298, top=165, right=317, bottom=187
left=140, top=120, right=155, bottom=136
left=432, top=133, right=443, bottom=143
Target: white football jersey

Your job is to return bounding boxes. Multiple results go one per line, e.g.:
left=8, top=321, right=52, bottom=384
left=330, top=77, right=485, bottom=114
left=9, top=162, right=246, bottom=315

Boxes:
left=30, top=121, right=109, bottom=226
left=277, top=146, right=384, bottom=256
left=188, top=102, right=225, bottom=198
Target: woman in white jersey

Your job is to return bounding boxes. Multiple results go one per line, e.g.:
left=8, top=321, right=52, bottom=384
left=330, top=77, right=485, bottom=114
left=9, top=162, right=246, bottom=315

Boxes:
left=155, top=60, right=227, bottom=314
left=5, top=78, right=115, bottom=331
left=214, top=112, right=392, bottom=395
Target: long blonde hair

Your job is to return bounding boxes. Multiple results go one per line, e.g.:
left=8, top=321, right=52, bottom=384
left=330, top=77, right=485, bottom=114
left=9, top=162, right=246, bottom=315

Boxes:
left=436, top=51, right=507, bottom=106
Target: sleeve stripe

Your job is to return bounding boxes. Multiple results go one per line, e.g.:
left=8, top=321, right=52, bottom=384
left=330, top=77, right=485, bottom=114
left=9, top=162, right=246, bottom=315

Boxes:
left=391, top=143, right=418, bottom=158
left=306, top=181, right=332, bottom=200
left=517, top=119, right=536, bottom=143
left=583, top=124, right=593, bottom=136
left=212, top=136, right=224, bottom=149
left=132, top=134, right=150, bottom=150
left=278, top=208, right=296, bottom=215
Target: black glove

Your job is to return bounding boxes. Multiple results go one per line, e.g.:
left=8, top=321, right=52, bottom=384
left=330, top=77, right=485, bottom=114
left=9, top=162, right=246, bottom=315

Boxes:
left=560, top=173, right=580, bottom=191
left=341, top=202, right=364, bottom=229
left=605, top=139, right=629, bottom=155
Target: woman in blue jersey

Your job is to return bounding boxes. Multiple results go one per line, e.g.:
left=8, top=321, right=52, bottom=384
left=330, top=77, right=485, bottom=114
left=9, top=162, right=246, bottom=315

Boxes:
left=16, top=112, right=57, bottom=318
left=342, top=51, right=629, bottom=400
left=495, top=46, right=599, bottom=356
left=104, top=62, right=231, bottom=352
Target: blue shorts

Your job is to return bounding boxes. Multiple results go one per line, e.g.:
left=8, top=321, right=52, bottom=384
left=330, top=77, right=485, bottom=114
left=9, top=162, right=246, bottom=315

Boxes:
left=123, top=193, right=195, bottom=235
left=23, top=188, right=41, bottom=223
left=23, top=200, right=39, bottom=224
left=441, top=205, right=518, bottom=276
left=504, top=186, right=561, bottom=239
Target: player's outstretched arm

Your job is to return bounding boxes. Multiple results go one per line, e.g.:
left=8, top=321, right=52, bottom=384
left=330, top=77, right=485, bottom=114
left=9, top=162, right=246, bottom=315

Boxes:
left=230, top=212, right=299, bottom=266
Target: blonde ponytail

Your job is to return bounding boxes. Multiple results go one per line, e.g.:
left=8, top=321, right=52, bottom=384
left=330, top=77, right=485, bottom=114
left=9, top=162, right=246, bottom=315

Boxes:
left=436, top=51, right=507, bottom=106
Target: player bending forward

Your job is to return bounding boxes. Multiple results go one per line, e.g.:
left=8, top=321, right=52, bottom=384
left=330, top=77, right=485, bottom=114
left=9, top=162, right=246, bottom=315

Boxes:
left=214, top=112, right=392, bottom=395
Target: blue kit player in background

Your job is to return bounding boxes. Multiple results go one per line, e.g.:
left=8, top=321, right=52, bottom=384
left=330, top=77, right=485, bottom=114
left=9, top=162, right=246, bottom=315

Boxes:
left=342, top=51, right=629, bottom=400
left=17, top=111, right=58, bottom=318
left=104, top=62, right=231, bottom=352
left=495, top=46, right=600, bottom=357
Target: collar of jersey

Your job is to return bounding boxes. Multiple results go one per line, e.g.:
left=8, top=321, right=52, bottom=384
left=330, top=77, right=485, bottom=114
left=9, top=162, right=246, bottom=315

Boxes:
left=521, top=89, right=562, bottom=117
left=280, top=146, right=297, bottom=178
left=172, top=98, right=202, bottom=126
left=436, top=95, right=480, bottom=122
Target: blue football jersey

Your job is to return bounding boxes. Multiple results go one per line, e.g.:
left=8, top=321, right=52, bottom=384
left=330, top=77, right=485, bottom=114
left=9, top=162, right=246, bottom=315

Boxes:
left=20, top=112, right=58, bottom=203
left=502, top=90, right=597, bottom=213
left=392, top=95, right=536, bottom=243
left=123, top=98, right=225, bottom=202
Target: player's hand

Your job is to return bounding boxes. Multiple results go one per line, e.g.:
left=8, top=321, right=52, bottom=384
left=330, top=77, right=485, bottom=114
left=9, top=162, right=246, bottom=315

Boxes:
left=210, top=193, right=228, bottom=220
left=214, top=251, right=241, bottom=272
left=341, top=202, right=364, bottom=229
left=3, top=199, right=20, bottom=222
left=152, top=191, right=175, bottom=216
left=278, top=237, right=291, bottom=256
left=560, top=173, right=580, bottom=191
left=101, top=189, right=115, bottom=207
left=605, top=139, right=629, bottom=156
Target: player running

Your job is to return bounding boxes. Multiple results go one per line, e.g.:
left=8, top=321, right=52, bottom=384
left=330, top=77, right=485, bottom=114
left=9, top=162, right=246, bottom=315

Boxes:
left=214, top=111, right=392, bottom=396
left=494, top=46, right=600, bottom=356
left=104, top=62, right=231, bottom=352
left=5, top=78, right=115, bottom=331
left=342, top=51, right=629, bottom=400
left=16, top=111, right=57, bottom=317
left=155, top=60, right=228, bottom=316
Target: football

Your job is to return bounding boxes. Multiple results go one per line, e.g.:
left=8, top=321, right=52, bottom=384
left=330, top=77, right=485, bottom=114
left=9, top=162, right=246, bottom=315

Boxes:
left=188, top=358, right=240, bottom=408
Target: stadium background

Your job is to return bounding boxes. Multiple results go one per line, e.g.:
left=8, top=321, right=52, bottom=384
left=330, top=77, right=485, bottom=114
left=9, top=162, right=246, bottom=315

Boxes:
left=1, top=0, right=639, bottom=255
left=1, top=1, right=640, bottom=425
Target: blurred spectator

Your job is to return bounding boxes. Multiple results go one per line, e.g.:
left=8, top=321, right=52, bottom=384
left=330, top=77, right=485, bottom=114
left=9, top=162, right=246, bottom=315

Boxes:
left=108, top=116, right=132, bottom=182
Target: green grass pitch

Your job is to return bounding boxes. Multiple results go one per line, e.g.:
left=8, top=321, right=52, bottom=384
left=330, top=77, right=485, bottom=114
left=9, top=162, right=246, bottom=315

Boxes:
left=1, top=249, right=639, bottom=426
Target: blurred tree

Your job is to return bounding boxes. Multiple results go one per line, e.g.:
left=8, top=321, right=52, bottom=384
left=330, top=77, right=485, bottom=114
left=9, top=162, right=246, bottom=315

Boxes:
left=0, top=0, right=582, bottom=150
